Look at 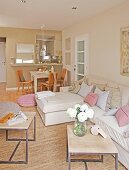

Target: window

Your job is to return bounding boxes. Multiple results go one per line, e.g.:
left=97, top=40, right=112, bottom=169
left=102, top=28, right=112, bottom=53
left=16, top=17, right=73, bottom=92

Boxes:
left=16, top=44, right=34, bottom=64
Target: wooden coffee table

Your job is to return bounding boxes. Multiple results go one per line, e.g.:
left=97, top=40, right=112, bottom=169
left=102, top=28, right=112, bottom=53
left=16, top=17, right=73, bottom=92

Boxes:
left=67, top=125, right=118, bottom=170
left=0, top=112, right=36, bottom=164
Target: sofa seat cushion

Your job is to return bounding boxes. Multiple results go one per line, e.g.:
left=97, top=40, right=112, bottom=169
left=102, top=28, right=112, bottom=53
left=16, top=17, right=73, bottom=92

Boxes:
left=89, top=105, right=105, bottom=122
left=94, top=115, right=129, bottom=151
left=36, top=92, right=83, bottom=113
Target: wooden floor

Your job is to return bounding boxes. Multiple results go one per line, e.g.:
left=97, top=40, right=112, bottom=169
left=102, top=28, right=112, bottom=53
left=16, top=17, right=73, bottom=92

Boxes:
left=0, top=84, right=127, bottom=170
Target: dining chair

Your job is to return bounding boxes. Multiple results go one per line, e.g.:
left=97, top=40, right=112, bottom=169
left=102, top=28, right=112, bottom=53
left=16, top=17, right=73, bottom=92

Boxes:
left=16, top=70, right=33, bottom=94
left=40, top=72, right=54, bottom=91
left=57, top=68, right=67, bottom=87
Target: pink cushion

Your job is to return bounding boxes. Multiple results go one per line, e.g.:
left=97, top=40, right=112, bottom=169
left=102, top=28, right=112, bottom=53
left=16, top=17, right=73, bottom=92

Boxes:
left=17, top=94, right=36, bottom=107
left=115, top=105, right=129, bottom=127
left=84, top=92, right=99, bottom=106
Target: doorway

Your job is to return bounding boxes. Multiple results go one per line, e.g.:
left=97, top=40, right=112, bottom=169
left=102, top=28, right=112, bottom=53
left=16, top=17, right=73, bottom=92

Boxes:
left=75, top=34, right=89, bottom=80
left=0, top=37, right=6, bottom=82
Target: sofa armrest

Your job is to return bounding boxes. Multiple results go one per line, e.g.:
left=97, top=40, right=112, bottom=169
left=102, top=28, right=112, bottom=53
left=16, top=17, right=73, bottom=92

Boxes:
left=60, top=86, right=72, bottom=92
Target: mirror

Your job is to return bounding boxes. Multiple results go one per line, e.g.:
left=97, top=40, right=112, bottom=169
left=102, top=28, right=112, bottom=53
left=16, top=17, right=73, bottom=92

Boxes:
left=36, top=34, right=58, bottom=63
left=16, top=43, right=34, bottom=63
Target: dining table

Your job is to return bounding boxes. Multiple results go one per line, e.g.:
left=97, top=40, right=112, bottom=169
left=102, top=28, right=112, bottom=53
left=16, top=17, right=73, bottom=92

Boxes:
left=30, top=71, right=57, bottom=93
left=30, top=71, right=49, bottom=93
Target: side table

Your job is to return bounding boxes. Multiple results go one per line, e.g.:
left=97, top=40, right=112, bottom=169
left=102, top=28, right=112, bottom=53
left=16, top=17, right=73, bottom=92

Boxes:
left=0, top=112, right=36, bottom=164
left=67, top=125, right=118, bottom=170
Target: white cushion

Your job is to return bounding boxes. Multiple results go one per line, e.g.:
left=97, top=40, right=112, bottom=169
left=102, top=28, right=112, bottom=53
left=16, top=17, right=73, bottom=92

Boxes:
left=95, top=87, right=109, bottom=111
left=78, top=82, right=93, bottom=97
left=104, top=108, right=118, bottom=116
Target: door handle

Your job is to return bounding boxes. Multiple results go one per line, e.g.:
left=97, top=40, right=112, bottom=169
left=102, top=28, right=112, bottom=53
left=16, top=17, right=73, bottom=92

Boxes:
left=74, top=65, right=76, bottom=71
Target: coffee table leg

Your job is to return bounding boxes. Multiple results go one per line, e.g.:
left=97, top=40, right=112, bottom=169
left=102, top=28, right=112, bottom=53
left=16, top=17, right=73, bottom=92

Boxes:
left=68, top=152, right=71, bottom=170
left=115, top=153, right=118, bottom=170
left=84, top=162, right=88, bottom=170
left=34, top=116, right=36, bottom=141
left=6, top=130, right=8, bottom=141
left=26, top=130, right=28, bottom=164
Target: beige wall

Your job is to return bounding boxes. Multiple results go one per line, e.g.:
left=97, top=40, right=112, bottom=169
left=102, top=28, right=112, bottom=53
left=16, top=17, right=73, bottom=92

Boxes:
left=62, top=1, right=129, bottom=86
left=0, top=27, right=62, bottom=88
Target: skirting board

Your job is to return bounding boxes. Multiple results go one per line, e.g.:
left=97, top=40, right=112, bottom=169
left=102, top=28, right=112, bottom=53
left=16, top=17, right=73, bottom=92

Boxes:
left=6, top=86, right=30, bottom=91
left=6, top=87, right=18, bottom=91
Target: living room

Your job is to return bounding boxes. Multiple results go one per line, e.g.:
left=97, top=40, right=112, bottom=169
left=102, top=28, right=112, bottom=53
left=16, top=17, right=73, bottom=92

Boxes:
left=0, top=0, right=129, bottom=170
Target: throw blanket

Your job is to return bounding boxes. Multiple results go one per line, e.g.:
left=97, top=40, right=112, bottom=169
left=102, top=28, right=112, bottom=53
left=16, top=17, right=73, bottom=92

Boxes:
left=35, top=91, right=56, bottom=100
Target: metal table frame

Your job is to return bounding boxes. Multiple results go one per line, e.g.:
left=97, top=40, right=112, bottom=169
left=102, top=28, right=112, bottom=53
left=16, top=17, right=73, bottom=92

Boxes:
left=66, top=133, right=118, bottom=170
left=67, top=150, right=118, bottom=170
left=0, top=116, right=36, bottom=164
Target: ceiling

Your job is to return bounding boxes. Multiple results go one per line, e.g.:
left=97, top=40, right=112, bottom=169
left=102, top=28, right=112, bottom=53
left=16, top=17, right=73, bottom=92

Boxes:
left=0, top=0, right=127, bottom=30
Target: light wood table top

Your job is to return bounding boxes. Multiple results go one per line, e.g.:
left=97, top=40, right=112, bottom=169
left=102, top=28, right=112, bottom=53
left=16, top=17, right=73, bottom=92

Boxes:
left=0, top=112, right=36, bottom=130
left=67, top=125, right=118, bottom=154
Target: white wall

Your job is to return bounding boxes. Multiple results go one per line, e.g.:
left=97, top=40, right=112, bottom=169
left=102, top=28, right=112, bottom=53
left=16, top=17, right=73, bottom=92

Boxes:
left=62, top=1, right=129, bottom=85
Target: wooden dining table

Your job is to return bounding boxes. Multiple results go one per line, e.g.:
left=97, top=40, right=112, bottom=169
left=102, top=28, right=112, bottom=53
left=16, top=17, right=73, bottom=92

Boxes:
left=30, top=71, right=49, bottom=93
left=30, top=71, right=57, bottom=93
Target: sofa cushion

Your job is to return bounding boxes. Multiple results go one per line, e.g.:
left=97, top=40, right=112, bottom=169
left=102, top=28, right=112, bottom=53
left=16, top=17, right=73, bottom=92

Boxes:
left=78, top=82, right=93, bottom=98
left=115, top=106, right=129, bottom=127
left=94, top=87, right=109, bottom=111
left=91, top=105, right=105, bottom=120
left=119, top=85, right=129, bottom=106
left=95, top=115, right=129, bottom=152
left=105, top=86, right=121, bottom=109
left=87, top=76, right=107, bottom=90
left=69, top=76, right=88, bottom=94
left=84, top=92, right=98, bottom=106
left=104, top=108, right=118, bottom=116
left=69, top=81, right=81, bottom=94
left=78, top=76, right=88, bottom=85
left=36, top=92, right=83, bottom=113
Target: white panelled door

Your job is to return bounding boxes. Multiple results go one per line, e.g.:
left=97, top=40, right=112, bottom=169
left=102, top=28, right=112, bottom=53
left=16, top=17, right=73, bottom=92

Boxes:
left=0, top=43, right=6, bottom=82
left=75, top=35, right=89, bottom=80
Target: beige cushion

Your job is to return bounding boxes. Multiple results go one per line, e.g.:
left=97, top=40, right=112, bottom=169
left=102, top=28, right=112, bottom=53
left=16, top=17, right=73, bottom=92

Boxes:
left=87, top=77, right=107, bottom=90
left=69, top=81, right=81, bottom=93
left=78, top=76, right=88, bottom=85
left=107, top=81, right=119, bottom=88
left=69, top=76, right=88, bottom=94
left=105, top=85, right=121, bottom=109
left=119, top=85, right=129, bottom=106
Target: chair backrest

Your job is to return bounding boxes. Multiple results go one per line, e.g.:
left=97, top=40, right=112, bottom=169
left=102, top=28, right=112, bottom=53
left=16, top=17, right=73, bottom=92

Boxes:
left=48, top=72, right=54, bottom=85
left=61, top=68, right=67, bottom=80
left=16, top=70, right=25, bottom=82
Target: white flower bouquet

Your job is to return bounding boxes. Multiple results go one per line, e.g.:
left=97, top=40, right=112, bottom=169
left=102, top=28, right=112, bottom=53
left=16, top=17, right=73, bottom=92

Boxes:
left=67, top=104, right=94, bottom=137
left=66, top=104, right=94, bottom=122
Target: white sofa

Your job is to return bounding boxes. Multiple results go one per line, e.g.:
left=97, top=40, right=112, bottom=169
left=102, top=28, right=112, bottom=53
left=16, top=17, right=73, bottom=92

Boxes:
left=36, top=75, right=129, bottom=169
